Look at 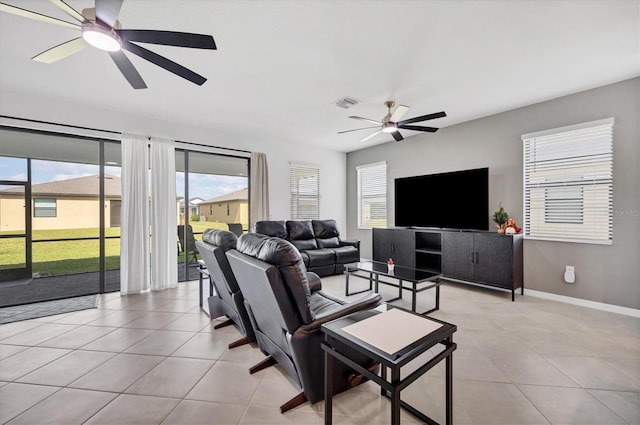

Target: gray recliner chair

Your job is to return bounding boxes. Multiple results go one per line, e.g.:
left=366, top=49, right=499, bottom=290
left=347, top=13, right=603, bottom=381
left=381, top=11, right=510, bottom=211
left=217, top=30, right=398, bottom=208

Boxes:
left=226, top=233, right=382, bottom=413
left=196, top=229, right=256, bottom=349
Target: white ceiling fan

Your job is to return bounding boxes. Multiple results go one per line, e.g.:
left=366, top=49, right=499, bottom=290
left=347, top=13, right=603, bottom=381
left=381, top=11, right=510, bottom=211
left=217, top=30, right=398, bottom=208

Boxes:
left=339, top=101, right=446, bottom=142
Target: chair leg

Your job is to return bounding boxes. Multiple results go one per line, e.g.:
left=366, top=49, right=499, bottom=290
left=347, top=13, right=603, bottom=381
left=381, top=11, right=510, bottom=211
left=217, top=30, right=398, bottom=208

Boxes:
left=348, top=362, right=381, bottom=387
left=228, top=336, right=250, bottom=349
left=280, top=392, right=307, bottom=413
left=213, top=318, right=234, bottom=329
left=249, top=355, right=277, bottom=374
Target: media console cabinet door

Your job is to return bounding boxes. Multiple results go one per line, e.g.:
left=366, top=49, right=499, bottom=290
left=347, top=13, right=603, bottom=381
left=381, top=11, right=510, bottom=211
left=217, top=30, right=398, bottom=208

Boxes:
left=441, top=232, right=474, bottom=281
left=472, top=234, right=513, bottom=288
left=372, top=228, right=415, bottom=268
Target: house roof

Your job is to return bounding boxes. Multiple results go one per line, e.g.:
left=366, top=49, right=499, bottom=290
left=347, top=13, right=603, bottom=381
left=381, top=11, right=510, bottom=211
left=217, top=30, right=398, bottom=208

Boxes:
left=0, top=175, right=121, bottom=197
left=201, top=188, right=248, bottom=204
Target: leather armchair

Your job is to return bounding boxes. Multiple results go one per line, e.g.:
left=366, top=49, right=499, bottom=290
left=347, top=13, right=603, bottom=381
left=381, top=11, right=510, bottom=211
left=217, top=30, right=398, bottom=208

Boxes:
left=196, top=229, right=256, bottom=349
left=226, top=233, right=382, bottom=412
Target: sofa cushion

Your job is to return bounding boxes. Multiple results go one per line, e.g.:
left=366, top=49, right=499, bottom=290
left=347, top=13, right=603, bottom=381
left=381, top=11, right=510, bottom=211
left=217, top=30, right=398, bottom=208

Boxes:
left=287, top=220, right=315, bottom=240
left=333, top=246, right=360, bottom=264
left=317, top=237, right=340, bottom=248
left=255, top=220, right=288, bottom=239
left=202, top=228, right=237, bottom=252
left=305, top=249, right=335, bottom=267
left=312, top=219, right=340, bottom=239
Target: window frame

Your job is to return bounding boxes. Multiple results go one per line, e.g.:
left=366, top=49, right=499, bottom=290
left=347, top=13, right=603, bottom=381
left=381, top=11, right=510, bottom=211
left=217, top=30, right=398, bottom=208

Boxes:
left=522, top=117, right=614, bottom=244
left=289, top=162, right=320, bottom=220
left=357, top=161, right=387, bottom=229
left=33, top=197, right=57, bottom=218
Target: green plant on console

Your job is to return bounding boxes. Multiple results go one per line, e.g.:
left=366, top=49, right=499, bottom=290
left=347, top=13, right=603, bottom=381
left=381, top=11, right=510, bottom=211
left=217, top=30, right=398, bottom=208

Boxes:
left=492, top=202, right=509, bottom=233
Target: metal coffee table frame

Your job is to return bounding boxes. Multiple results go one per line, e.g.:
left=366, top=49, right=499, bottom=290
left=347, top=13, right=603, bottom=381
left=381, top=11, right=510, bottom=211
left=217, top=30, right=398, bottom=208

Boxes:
left=344, top=261, right=442, bottom=315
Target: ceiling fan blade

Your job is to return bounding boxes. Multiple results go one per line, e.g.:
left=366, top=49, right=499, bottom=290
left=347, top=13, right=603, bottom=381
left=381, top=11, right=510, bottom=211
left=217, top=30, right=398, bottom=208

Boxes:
left=397, top=124, right=439, bottom=133
left=337, top=126, right=379, bottom=134
left=31, top=37, right=87, bottom=63
left=349, top=116, right=382, bottom=125
left=118, top=30, right=217, bottom=49
left=0, top=2, right=80, bottom=30
left=95, top=0, right=122, bottom=28
left=398, top=111, right=447, bottom=125
left=360, top=130, right=382, bottom=143
left=391, top=131, right=404, bottom=142
left=48, top=0, right=85, bottom=23
left=109, top=51, right=147, bottom=89
left=390, top=104, right=409, bottom=122
left=122, top=40, right=207, bottom=86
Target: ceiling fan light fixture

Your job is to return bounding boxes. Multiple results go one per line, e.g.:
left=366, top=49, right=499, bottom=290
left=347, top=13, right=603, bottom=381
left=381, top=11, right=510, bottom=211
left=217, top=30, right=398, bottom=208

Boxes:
left=82, top=22, right=121, bottom=52
left=382, top=123, right=397, bottom=133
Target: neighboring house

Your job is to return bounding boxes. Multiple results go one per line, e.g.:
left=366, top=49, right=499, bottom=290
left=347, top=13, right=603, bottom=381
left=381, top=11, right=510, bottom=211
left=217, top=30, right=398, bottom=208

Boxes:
left=0, top=175, right=122, bottom=231
left=179, top=197, right=205, bottom=218
left=198, top=188, right=248, bottom=226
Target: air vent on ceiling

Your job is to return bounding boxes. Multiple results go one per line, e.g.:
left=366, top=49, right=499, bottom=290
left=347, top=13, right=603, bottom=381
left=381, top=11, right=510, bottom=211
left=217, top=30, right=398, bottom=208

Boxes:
left=335, top=96, right=359, bottom=109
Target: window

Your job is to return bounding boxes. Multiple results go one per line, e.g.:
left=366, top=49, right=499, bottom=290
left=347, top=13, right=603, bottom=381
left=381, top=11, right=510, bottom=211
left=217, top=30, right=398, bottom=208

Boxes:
left=357, top=161, right=387, bottom=228
left=34, top=198, right=57, bottom=217
left=522, top=118, right=613, bottom=244
left=290, top=162, right=319, bottom=219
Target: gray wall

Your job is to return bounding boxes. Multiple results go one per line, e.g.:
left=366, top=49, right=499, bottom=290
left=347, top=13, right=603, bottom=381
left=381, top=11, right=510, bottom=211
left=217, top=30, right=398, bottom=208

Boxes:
left=346, top=78, right=639, bottom=309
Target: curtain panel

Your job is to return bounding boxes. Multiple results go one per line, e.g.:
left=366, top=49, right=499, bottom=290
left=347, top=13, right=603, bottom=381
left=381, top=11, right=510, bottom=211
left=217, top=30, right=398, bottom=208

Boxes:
left=150, top=138, right=178, bottom=291
left=250, top=152, right=270, bottom=229
left=120, top=134, right=150, bottom=294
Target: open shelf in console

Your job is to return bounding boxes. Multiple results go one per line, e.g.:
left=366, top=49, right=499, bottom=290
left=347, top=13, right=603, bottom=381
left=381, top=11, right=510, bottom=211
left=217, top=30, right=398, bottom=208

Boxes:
left=414, top=230, right=442, bottom=273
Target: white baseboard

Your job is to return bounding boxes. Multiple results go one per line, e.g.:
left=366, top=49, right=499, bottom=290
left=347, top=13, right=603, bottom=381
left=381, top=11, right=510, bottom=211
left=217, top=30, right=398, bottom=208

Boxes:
left=524, top=289, right=640, bottom=318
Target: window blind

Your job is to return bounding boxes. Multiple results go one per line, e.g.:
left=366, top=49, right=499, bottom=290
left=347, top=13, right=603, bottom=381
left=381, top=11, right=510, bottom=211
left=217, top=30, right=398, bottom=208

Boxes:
left=522, top=118, right=613, bottom=244
left=289, top=162, right=319, bottom=219
left=357, top=161, right=387, bottom=228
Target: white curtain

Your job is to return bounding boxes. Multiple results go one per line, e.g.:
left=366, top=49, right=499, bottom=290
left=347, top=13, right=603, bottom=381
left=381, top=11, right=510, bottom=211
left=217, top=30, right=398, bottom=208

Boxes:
left=120, top=134, right=150, bottom=294
left=149, top=138, right=178, bottom=291
left=250, top=152, right=270, bottom=229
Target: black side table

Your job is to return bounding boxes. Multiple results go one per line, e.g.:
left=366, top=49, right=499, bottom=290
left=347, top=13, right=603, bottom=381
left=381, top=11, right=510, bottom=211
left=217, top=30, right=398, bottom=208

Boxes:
left=321, top=308, right=456, bottom=425
left=197, top=260, right=213, bottom=316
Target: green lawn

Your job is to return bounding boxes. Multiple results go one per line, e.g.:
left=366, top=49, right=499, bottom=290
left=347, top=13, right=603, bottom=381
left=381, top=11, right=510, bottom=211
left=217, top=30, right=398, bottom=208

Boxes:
left=0, top=221, right=234, bottom=276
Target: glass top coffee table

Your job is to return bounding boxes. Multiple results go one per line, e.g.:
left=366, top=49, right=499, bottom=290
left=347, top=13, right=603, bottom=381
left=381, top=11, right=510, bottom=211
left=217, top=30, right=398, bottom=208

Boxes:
left=344, top=261, right=442, bottom=315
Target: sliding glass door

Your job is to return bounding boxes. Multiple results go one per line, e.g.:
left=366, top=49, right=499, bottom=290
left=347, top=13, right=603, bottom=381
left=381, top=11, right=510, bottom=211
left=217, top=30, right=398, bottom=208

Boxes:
left=0, top=156, right=30, bottom=281
left=176, top=150, right=249, bottom=282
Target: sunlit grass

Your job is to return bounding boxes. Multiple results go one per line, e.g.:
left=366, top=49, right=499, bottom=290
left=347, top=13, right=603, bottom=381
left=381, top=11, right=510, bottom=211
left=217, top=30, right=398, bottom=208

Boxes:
left=0, top=221, right=234, bottom=275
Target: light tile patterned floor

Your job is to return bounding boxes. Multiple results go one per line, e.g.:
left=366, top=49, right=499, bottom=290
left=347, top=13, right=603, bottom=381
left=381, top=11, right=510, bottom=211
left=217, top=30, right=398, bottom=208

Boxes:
left=0, top=276, right=638, bottom=424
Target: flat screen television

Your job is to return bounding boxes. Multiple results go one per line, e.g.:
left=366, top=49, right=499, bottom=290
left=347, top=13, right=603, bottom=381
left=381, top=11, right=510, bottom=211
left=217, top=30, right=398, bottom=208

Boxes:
left=394, top=167, right=489, bottom=230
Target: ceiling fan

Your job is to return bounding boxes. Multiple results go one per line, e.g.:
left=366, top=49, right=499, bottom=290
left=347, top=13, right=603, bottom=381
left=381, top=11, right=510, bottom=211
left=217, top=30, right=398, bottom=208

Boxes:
left=338, top=101, right=446, bottom=142
left=0, top=0, right=217, bottom=89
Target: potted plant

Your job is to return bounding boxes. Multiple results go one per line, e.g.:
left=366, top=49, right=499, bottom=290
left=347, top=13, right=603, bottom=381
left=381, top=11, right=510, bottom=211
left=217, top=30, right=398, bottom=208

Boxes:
left=492, top=203, right=509, bottom=234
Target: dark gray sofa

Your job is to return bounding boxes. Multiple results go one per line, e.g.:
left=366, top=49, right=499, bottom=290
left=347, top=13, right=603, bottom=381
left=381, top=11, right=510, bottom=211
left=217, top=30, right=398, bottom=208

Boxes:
left=254, top=219, right=360, bottom=276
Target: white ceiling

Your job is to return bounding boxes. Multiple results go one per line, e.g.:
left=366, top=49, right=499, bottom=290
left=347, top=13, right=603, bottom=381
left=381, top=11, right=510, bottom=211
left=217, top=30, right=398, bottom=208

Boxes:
left=0, top=0, right=638, bottom=153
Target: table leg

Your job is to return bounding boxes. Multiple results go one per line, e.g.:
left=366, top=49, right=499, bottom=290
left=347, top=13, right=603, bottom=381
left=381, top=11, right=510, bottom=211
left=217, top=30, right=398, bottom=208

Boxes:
left=446, top=339, right=453, bottom=425
left=436, top=284, right=440, bottom=311
left=391, top=368, right=401, bottom=425
left=412, top=281, right=417, bottom=313
left=198, top=271, right=203, bottom=309
left=345, top=271, right=350, bottom=297
left=374, top=273, right=379, bottom=293
left=324, top=348, right=333, bottom=425
left=399, top=279, right=403, bottom=299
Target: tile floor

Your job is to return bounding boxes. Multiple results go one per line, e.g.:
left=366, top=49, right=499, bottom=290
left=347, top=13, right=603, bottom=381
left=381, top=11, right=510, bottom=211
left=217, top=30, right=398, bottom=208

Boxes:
left=0, top=276, right=638, bottom=424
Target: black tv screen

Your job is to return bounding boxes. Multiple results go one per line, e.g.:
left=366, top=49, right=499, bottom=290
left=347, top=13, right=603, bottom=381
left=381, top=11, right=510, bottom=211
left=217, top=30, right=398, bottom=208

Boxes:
left=394, top=167, right=489, bottom=230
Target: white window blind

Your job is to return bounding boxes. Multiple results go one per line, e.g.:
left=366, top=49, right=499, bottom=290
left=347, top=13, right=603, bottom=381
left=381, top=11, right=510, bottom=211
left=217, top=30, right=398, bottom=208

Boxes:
left=290, top=162, right=319, bottom=219
left=357, top=161, right=387, bottom=228
left=522, top=118, right=613, bottom=244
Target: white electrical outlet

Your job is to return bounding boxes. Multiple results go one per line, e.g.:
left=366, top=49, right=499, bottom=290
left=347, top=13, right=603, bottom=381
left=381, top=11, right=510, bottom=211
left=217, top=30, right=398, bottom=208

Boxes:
left=564, top=265, right=575, bottom=283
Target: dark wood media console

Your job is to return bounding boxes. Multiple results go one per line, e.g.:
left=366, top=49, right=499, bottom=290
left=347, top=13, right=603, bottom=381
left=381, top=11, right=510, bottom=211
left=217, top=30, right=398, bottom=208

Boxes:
left=373, top=227, right=523, bottom=301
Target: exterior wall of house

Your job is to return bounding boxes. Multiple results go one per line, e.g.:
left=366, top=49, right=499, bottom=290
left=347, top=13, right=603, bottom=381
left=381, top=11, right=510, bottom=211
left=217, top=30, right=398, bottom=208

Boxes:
left=0, top=195, right=121, bottom=231
left=347, top=77, right=639, bottom=309
left=199, top=200, right=248, bottom=226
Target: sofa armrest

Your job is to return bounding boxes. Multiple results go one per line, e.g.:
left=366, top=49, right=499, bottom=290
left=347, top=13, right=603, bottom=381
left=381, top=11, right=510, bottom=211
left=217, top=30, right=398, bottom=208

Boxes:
left=307, top=272, right=322, bottom=292
left=298, top=292, right=382, bottom=332
left=341, top=239, right=360, bottom=250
